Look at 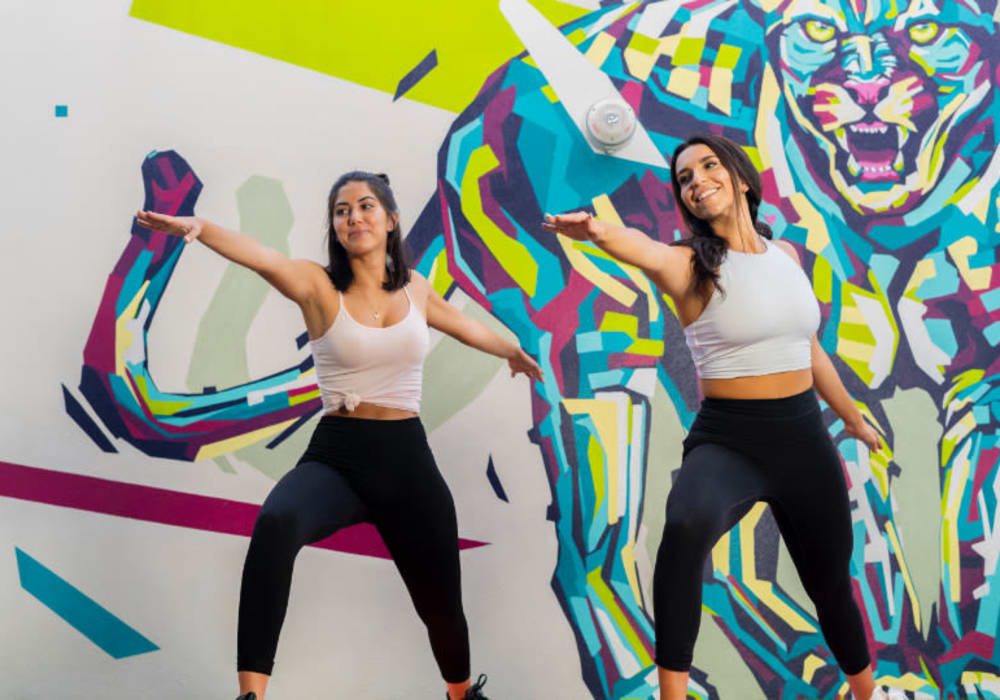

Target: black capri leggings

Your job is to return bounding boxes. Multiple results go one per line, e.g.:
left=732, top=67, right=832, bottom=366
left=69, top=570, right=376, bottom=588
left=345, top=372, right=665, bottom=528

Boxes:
left=237, top=415, right=470, bottom=682
left=652, top=389, right=870, bottom=675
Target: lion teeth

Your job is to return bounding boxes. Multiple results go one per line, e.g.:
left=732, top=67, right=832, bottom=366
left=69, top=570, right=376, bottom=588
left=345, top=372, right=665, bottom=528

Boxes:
left=849, top=123, right=888, bottom=134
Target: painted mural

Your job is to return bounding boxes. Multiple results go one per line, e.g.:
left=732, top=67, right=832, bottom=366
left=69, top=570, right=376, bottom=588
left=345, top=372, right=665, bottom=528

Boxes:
left=53, top=0, right=1000, bottom=698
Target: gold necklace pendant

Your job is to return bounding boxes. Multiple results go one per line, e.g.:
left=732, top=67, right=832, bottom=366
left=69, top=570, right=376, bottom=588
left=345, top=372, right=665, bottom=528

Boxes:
left=373, top=310, right=380, bottom=320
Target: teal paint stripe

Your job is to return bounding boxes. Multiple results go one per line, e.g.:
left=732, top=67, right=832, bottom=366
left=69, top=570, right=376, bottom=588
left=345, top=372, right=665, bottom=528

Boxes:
left=15, top=548, right=158, bottom=659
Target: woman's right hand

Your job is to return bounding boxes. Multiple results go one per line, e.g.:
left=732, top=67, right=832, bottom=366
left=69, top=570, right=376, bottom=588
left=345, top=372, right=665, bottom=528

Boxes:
left=135, top=210, right=204, bottom=244
left=542, top=211, right=603, bottom=242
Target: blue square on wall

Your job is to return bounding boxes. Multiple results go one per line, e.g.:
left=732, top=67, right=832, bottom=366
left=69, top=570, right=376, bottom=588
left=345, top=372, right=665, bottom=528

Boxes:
left=55, top=105, right=68, bottom=117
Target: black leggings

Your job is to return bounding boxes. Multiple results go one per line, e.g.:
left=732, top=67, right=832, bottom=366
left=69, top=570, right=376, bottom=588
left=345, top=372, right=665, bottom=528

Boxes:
left=653, top=390, right=870, bottom=675
left=237, top=415, right=470, bottom=682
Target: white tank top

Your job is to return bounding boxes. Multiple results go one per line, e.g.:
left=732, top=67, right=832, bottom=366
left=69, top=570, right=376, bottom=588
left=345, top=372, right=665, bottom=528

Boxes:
left=682, top=237, right=820, bottom=379
left=310, top=285, right=429, bottom=413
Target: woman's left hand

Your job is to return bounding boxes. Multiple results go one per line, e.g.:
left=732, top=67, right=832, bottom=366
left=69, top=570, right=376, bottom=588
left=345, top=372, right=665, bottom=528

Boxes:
left=845, top=417, right=883, bottom=454
left=508, top=347, right=544, bottom=382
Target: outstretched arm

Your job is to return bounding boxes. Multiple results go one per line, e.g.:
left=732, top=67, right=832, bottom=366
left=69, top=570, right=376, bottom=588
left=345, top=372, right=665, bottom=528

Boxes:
left=810, top=337, right=882, bottom=452
left=135, top=211, right=322, bottom=304
left=773, top=239, right=882, bottom=452
left=415, top=274, right=543, bottom=382
left=542, top=211, right=693, bottom=300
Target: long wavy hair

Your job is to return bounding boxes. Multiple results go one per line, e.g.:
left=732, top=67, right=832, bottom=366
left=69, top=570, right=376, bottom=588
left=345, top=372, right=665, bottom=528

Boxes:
left=325, top=171, right=410, bottom=292
left=669, top=134, right=772, bottom=299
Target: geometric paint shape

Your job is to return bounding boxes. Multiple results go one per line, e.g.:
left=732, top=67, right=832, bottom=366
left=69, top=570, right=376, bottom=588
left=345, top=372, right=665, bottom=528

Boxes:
left=62, top=384, right=117, bottom=453
left=498, top=0, right=669, bottom=169
left=128, top=0, right=591, bottom=112
left=54, top=105, right=68, bottom=117
left=486, top=454, right=509, bottom=502
left=0, top=460, right=488, bottom=560
left=15, top=547, right=159, bottom=659
left=394, top=49, right=438, bottom=101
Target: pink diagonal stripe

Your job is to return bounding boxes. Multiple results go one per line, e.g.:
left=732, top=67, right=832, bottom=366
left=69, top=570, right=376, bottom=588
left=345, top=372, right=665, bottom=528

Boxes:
left=0, top=460, right=487, bottom=559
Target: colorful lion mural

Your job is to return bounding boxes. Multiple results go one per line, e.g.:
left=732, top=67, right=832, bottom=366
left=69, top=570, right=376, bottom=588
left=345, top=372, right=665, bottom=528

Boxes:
left=71, top=1, right=1000, bottom=697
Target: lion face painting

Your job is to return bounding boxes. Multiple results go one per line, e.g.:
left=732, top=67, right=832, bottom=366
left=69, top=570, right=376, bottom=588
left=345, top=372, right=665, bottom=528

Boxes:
left=761, top=0, right=1000, bottom=218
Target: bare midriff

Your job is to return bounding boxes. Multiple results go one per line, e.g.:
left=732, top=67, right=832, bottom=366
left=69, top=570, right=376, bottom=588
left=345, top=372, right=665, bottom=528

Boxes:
left=327, top=402, right=418, bottom=420
left=699, top=368, right=813, bottom=400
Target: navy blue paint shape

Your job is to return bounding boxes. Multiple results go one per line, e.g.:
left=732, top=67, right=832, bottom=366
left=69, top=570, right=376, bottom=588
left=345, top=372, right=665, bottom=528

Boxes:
left=295, top=331, right=309, bottom=350
left=394, top=50, right=438, bottom=101
left=485, top=455, right=509, bottom=503
left=62, top=385, right=117, bottom=453
left=266, top=406, right=321, bottom=449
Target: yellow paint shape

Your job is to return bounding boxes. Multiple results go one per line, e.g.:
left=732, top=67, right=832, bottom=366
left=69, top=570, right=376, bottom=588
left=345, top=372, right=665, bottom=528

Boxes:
left=753, top=66, right=781, bottom=173
left=586, top=567, right=654, bottom=665
left=839, top=304, right=869, bottom=325
left=712, top=531, right=731, bottom=576
left=886, top=520, right=922, bottom=631
left=461, top=145, right=538, bottom=296
left=559, top=236, right=639, bottom=308
left=115, top=280, right=150, bottom=379
left=428, top=247, right=456, bottom=297
left=620, top=543, right=645, bottom=612
left=289, top=389, right=320, bottom=407
left=659, top=33, right=681, bottom=57
left=564, top=398, right=621, bottom=524
left=802, top=654, right=825, bottom=684
left=914, top=93, right=965, bottom=192
left=943, top=437, right=972, bottom=601
left=741, top=503, right=817, bottom=633
left=948, top=236, right=992, bottom=291
left=708, top=68, right=733, bottom=116
left=871, top=672, right=939, bottom=691
left=667, top=67, right=701, bottom=99
left=195, top=418, right=298, bottom=461
left=787, top=193, right=831, bottom=253
left=624, top=47, right=659, bottom=81
left=837, top=339, right=876, bottom=362
left=962, top=670, right=1000, bottom=685
left=541, top=84, right=559, bottom=103
left=905, top=258, right=936, bottom=296
left=585, top=32, right=617, bottom=68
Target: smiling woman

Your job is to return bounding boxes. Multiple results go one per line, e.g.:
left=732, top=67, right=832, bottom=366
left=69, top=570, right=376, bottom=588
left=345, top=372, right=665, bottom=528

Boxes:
left=543, top=133, right=886, bottom=700
left=135, top=170, right=543, bottom=700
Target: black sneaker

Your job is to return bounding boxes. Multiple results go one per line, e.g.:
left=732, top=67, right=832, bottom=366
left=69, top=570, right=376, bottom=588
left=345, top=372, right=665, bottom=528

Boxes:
left=235, top=694, right=257, bottom=700
left=463, top=674, right=488, bottom=700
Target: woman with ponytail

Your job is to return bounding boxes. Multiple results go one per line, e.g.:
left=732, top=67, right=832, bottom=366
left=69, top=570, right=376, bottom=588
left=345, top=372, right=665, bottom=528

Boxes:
left=544, top=135, right=885, bottom=700
left=138, top=171, right=541, bottom=700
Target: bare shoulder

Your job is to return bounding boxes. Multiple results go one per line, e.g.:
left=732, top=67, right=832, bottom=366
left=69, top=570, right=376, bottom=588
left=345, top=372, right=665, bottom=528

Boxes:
left=407, top=268, right=432, bottom=297
left=772, top=238, right=802, bottom=265
left=405, top=269, right=434, bottom=315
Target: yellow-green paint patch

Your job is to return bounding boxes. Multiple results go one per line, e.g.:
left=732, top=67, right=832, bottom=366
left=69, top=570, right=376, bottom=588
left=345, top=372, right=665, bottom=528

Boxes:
left=129, top=0, right=592, bottom=113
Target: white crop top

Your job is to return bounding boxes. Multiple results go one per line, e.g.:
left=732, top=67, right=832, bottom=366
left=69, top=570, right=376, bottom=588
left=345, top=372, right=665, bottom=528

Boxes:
left=682, top=237, right=820, bottom=379
left=310, top=286, right=429, bottom=413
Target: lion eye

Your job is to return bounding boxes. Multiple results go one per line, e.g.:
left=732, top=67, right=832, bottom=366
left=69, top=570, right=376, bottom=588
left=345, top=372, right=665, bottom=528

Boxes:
left=908, top=21, right=940, bottom=45
left=803, top=19, right=836, bottom=43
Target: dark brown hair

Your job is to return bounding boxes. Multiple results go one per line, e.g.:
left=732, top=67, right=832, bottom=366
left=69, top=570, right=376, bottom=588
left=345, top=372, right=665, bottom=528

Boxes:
left=326, top=171, right=411, bottom=292
left=669, top=134, right=772, bottom=298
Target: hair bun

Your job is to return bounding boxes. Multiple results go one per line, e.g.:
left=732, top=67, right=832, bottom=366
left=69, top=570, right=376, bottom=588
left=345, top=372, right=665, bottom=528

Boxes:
left=375, top=172, right=390, bottom=184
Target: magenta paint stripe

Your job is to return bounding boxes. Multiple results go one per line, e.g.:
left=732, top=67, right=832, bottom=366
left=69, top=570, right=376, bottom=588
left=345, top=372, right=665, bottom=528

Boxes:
left=0, top=460, right=487, bottom=559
